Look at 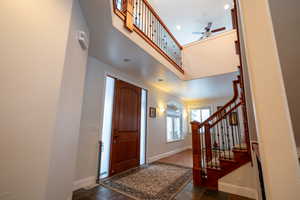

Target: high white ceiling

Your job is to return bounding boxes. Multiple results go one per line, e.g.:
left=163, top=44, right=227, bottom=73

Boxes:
left=79, top=0, right=236, bottom=101
left=148, top=0, right=234, bottom=45
left=150, top=72, right=237, bottom=101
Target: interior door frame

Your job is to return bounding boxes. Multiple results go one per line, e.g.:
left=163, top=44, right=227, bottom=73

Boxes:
left=140, top=88, right=148, bottom=165
left=99, top=74, right=148, bottom=178
left=109, top=79, right=142, bottom=175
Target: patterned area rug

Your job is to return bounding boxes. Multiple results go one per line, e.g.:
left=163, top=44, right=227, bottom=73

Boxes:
left=101, top=162, right=192, bottom=200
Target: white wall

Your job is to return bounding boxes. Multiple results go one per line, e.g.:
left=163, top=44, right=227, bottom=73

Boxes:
left=75, top=57, right=191, bottom=182
left=0, top=0, right=88, bottom=200
left=183, top=30, right=240, bottom=80
left=147, top=0, right=234, bottom=46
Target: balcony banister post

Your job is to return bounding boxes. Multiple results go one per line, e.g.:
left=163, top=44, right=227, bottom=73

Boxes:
left=124, top=0, right=134, bottom=32
left=121, top=0, right=127, bottom=12
left=112, top=0, right=184, bottom=72
left=191, top=121, right=202, bottom=186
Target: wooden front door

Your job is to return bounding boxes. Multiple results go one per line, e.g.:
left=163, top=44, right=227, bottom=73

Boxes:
left=110, top=80, right=141, bottom=176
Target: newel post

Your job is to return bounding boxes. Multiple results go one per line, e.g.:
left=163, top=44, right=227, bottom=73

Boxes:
left=124, top=0, right=134, bottom=32
left=191, top=121, right=202, bottom=186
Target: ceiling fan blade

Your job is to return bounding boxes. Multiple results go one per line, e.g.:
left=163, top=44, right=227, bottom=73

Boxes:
left=192, top=32, right=203, bottom=35
left=211, top=27, right=226, bottom=33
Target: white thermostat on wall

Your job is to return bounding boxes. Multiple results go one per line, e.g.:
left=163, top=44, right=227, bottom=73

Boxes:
left=77, top=31, right=89, bottom=50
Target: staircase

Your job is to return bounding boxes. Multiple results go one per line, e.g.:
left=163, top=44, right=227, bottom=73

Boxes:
left=190, top=1, right=252, bottom=189
left=191, top=69, right=251, bottom=189
left=113, top=0, right=252, bottom=187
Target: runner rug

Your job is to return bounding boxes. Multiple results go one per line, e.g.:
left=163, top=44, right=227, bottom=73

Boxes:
left=101, top=162, right=192, bottom=200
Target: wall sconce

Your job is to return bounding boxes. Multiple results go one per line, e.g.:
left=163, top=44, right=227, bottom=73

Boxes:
left=183, top=109, right=188, bottom=118
left=158, top=105, right=165, bottom=114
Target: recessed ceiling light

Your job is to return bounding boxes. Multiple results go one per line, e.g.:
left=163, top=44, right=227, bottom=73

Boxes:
left=176, top=25, right=181, bottom=31
left=224, top=4, right=230, bottom=10
left=123, top=58, right=131, bottom=62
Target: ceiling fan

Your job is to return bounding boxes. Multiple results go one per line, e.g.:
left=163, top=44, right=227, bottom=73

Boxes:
left=192, top=22, right=226, bottom=40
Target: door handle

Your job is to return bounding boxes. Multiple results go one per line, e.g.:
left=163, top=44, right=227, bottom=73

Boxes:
left=113, top=135, right=119, bottom=144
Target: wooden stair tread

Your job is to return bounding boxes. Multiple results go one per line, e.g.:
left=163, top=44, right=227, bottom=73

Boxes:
left=234, top=143, right=247, bottom=149
left=205, top=148, right=249, bottom=168
left=206, top=149, right=251, bottom=183
left=206, top=166, right=222, bottom=171
left=219, top=158, right=237, bottom=163
left=217, top=150, right=235, bottom=159
left=233, top=149, right=248, bottom=153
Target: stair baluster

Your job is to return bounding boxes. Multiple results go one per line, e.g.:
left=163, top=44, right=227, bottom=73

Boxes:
left=191, top=78, right=251, bottom=189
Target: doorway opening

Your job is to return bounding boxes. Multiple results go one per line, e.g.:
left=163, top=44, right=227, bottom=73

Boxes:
left=98, top=76, right=147, bottom=180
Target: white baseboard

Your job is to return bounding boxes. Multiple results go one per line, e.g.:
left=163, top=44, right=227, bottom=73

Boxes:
left=147, top=146, right=192, bottom=163
left=219, top=182, right=258, bottom=199
left=73, top=176, right=97, bottom=191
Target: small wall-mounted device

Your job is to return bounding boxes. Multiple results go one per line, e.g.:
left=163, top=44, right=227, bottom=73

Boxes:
left=77, top=31, right=89, bottom=50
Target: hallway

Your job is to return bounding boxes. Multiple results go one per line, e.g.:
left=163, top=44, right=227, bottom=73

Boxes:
left=158, top=149, right=193, bottom=168
left=73, top=150, right=253, bottom=200
left=73, top=182, right=253, bottom=200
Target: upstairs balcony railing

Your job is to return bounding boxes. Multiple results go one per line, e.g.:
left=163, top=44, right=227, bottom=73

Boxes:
left=113, top=0, right=184, bottom=73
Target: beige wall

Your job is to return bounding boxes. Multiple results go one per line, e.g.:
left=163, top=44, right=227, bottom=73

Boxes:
left=146, top=87, right=190, bottom=159
left=240, top=59, right=258, bottom=141
left=0, top=0, right=72, bottom=199
left=46, top=1, right=89, bottom=199
left=185, top=96, right=231, bottom=133
left=0, top=1, right=89, bottom=199
left=239, top=0, right=300, bottom=199
left=183, top=30, right=239, bottom=80
left=75, top=57, right=191, bottom=181
left=236, top=4, right=261, bottom=199
left=267, top=0, right=300, bottom=146
left=219, top=163, right=257, bottom=199
left=237, top=6, right=258, bottom=142
left=186, top=97, right=232, bottom=114
left=185, top=97, right=231, bottom=147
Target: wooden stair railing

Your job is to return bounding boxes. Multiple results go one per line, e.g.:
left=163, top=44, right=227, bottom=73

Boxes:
left=112, top=0, right=184, bottom=74
left=191, top=76, right=251, bottom=189
left=191, top=1, right=253, bottom=189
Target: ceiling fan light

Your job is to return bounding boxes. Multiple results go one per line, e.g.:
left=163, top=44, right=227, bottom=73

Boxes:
left=224, top=4, right=230, bottom=10
left=176, top=25, right=181, bottom=30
